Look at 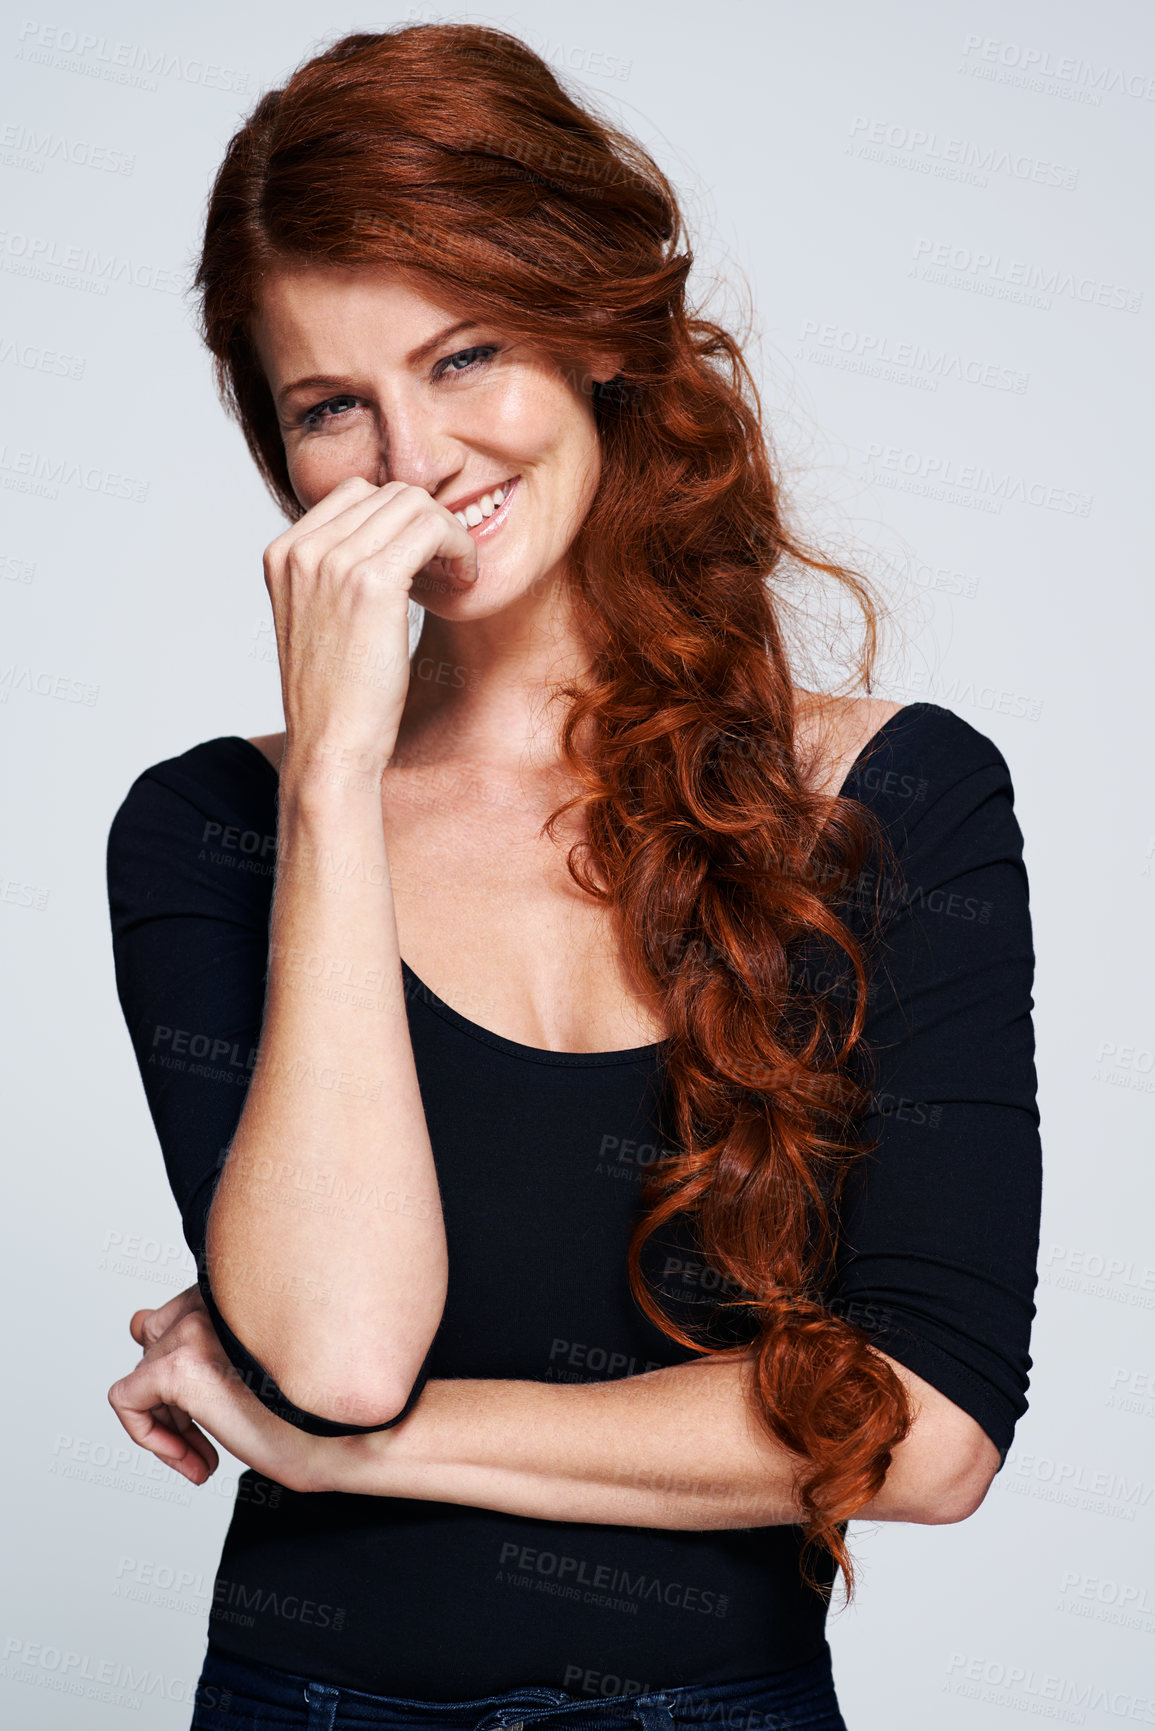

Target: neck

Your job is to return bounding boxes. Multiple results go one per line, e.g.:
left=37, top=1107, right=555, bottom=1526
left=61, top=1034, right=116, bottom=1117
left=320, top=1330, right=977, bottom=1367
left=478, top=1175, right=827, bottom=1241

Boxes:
left=394, top=573, right=594, bottom=774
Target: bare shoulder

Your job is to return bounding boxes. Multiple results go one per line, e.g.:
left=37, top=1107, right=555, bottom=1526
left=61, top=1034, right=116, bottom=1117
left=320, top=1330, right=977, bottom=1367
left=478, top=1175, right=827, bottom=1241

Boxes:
left=794, top=691, right=905, bottom=798
left=246, top=731, right=287, bottom=773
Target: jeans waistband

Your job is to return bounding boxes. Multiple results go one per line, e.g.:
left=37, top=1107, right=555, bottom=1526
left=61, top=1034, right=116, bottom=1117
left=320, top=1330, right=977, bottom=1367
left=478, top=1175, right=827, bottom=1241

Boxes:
left=201, top=1641, right=840, bottom=1731
left=301, top=1690, right=682, bottom=1731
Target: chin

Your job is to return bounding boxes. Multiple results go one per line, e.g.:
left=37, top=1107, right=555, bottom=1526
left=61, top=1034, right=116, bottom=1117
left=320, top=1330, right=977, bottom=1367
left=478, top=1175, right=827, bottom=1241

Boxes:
left=413, top=566, right=509, bottom=616
left=417, top=553, right=561, bottom=618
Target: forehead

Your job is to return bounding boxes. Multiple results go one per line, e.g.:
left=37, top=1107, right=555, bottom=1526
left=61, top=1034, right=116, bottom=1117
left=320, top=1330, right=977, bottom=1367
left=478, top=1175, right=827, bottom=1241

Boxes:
left=249, top=265, right=473, bottom=380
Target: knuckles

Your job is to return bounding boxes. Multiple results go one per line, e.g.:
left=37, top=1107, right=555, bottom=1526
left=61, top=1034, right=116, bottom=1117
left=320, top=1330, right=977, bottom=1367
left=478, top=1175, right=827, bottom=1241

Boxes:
left=284, top=529, right=322, bottom=575
left=139, top=1286, right=204, bottom=1347
left=262, top=482, right=454, bottom=590
left=174, top=1309, right=217, bottom=1353
left=315, top=547, right=345, bottom=585
left=145, top=1308, right=219, bottom=1377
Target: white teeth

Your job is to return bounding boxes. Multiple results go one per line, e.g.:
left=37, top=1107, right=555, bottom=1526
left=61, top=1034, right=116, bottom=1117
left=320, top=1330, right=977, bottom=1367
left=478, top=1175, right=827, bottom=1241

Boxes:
left=451, top=479, right=513, bottom=530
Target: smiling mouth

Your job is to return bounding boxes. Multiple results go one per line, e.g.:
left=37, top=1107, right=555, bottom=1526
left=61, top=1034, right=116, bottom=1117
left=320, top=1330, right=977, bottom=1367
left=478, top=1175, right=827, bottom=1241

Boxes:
left=448, top=475, right=519, bottom=537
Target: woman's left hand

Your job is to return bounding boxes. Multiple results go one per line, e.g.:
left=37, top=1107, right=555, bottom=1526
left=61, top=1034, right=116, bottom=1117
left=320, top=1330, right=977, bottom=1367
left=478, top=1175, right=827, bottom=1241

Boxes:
left=107, top=1284, right=333, bottom=1495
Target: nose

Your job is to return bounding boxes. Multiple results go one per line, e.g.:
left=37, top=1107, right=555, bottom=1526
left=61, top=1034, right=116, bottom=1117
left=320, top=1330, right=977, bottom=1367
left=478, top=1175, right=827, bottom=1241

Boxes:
left=374, top=392, right=461, bottom=498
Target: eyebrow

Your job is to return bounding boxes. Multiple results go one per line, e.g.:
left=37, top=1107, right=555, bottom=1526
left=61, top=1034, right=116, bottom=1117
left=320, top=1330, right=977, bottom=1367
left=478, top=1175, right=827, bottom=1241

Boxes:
left=275, top=319, right=481, bottom=408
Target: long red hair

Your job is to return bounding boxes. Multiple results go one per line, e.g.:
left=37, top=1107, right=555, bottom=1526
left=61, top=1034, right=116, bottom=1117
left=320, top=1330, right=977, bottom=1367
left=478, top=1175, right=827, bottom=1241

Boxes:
left=193, top=22, right=913, bottom=1599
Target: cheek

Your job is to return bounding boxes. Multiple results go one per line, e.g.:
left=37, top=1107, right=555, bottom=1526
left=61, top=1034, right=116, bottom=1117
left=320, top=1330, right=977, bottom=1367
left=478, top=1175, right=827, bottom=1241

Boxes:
left=476, top=370, right=596, bottom=467
left=472, top=376, right=554, bottom=458
left=287, top=437, right=377, bottom=509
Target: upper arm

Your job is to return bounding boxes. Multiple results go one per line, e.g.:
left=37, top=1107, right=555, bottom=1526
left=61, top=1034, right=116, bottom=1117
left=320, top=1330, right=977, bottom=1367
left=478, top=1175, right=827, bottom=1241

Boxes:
left=106, top=762, right=273, bottom=1254
left=106, top=752, right=433, bottom=1437
left=824, top=712, right=1043, bottom=1517
left=866, top=1354, right=1001, bottom=1523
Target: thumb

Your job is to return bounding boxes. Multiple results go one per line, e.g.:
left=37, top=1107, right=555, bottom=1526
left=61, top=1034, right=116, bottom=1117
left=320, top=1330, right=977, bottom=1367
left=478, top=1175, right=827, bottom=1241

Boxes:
left=129, top=1309, right=155, bottom=1348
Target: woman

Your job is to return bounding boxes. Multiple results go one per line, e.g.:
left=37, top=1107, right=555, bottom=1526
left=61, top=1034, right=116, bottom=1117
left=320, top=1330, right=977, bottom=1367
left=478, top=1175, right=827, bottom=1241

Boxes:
left=105, top=23, right=1042, bottom=1731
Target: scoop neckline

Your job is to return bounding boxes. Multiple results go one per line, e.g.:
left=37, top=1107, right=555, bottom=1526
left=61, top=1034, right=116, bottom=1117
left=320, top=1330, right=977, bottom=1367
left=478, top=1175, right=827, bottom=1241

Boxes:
left=224, top=701, right=920, bottom=1065
left=399, top=957, right=664, bottom=1067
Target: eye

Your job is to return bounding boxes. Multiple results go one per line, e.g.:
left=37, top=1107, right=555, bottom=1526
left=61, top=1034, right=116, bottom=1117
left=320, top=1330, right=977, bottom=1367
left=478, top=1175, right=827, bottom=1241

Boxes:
left=434, top=344, right=498, bottom=379
left=299, top=393, right=361, bottom=431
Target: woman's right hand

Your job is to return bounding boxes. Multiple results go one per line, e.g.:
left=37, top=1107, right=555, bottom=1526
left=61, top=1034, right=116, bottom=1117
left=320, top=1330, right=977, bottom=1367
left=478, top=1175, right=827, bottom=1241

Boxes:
left=262, top=476, right=478, bottom=784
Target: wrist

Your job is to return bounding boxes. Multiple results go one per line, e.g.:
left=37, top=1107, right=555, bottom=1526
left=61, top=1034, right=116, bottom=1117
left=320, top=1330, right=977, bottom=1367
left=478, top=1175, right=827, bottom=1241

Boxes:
left=311, top=1390, right=436, bottom=1497
left=280, top=736, right=395, bottom=803
left=309, top=1431, right=375, bottom=1496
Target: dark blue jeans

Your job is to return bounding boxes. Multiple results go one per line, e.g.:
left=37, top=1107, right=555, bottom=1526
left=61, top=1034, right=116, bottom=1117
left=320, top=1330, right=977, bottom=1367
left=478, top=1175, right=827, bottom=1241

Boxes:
left=190, top=1642, right=848, bottom=1730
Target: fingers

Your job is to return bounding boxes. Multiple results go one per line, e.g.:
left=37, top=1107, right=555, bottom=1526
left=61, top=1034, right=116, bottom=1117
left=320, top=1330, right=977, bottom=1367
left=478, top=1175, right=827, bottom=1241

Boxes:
left=317, top=486, right=478, bottom=593
left=339, top=504, right=478, bottom=600
left=154, top=1402, right=220, bottom=1483
left=259, top=475, right=479, bottom=774
left=109, top=1319, right=227, bottom=1482
left=129, top=1282, right=205, bottom=1351
left=110, top=1373, right=197, bottom=1471
left=264, top=477, right=405, bottom=585
left=109, top=1309, right=320, bottom=1495
left=269, top=481, right=478, bottom=600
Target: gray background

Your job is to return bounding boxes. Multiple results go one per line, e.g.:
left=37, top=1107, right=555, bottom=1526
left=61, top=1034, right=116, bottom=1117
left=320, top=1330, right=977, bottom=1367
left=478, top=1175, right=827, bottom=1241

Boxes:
left=2, top=0, right=1152, bottom=1723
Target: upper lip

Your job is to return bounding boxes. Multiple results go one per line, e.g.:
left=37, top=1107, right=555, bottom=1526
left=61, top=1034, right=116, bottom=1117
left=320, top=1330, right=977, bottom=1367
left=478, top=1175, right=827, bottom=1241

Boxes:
left=439, top=474, right=518, bottom=517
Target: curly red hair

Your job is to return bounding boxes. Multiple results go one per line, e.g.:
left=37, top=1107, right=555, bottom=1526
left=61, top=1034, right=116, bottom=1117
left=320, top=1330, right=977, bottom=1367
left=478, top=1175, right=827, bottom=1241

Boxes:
left=193, top=21, right=913, bottom=1600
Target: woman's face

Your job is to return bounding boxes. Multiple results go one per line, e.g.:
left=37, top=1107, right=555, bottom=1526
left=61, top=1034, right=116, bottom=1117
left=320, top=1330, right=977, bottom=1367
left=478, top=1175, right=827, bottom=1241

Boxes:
left=250, top=265, right=609, bottom=619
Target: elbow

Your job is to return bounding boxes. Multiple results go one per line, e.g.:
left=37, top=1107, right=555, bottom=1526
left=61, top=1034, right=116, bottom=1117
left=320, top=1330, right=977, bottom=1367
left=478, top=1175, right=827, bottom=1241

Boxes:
left=913, top=1437, right=1001, bottom=1525
left=198, top=1268, right=436, bottom=1434
left=268, top=1313, right=440, bottom=1432
left=272, top=1301, right=442, bottom=1432
left=273, top=1366, right=421, bottom=1432
left=868, top=1356, right=1003, bottom=1526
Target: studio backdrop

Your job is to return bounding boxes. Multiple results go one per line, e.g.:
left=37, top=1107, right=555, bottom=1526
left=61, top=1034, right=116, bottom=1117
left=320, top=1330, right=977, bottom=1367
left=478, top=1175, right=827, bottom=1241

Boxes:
left=2, top=0, right=1152, bottom=1726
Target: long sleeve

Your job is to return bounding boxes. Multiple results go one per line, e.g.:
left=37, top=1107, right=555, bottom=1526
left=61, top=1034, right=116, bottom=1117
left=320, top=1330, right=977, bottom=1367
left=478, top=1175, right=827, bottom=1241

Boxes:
left=105, top=736, right=436, bottom=1436
left=825, top=703, right=1043, bottom=1469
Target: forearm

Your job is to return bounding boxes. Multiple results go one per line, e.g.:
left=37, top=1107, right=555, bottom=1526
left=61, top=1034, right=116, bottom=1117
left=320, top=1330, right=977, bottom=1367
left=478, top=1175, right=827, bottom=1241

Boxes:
left=205, top=759, right=446, bottom=1425
left=333, top=1352, right=804, bottom=1527
left=326, top=1349, right=992, bottom=1526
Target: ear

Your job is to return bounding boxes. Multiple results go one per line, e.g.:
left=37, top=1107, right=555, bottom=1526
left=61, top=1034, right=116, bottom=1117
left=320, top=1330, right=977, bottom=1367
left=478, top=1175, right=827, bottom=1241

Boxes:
left=590, top=350, right=626, bottom=386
